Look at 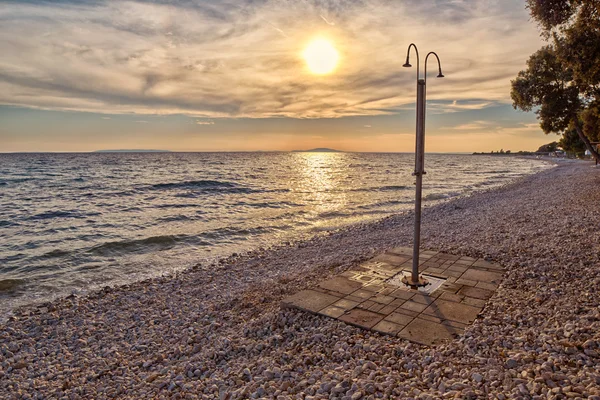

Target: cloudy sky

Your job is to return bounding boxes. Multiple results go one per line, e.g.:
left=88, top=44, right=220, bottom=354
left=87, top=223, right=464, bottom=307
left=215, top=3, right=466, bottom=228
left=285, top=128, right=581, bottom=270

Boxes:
left=0, top=0, right=552, bottom=152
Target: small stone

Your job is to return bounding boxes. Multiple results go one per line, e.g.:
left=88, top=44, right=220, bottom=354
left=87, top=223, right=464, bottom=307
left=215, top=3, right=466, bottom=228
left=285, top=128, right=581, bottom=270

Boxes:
left=506, top=359, right=518, bottom=369
left=472, top=373, right=483, bottom=383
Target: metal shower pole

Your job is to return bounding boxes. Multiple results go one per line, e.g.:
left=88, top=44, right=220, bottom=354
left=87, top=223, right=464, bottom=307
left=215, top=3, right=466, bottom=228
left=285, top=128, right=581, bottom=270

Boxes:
left=401, top=44, right=444, bottom=287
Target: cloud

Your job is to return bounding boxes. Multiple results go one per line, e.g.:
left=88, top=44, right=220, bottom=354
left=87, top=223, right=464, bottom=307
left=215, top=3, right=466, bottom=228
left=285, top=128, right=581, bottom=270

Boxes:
left=196, top=120, right=215, bottom=125
left=363, top=124, right=371, bottom=128
left=0, top=0, right=542, bottom=119
left=135, top=120, right=148, bottom=123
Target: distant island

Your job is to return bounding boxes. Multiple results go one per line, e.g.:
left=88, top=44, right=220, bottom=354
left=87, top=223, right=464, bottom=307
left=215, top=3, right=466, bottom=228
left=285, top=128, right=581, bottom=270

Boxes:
left=291, top=148, right=342, bottom=153
left=94, top=149, right=171, bottom=153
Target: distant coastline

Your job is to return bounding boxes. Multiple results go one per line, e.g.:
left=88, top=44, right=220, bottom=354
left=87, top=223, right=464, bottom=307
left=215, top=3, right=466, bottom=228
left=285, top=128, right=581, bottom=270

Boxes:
left=291, top=147, right=342, bottom=153
left=94, top=149, right=172, bottom=153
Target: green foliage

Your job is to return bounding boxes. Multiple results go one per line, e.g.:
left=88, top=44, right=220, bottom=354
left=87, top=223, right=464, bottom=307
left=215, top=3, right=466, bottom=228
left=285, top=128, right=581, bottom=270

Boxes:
left=511, top=46, right=580, bottom=134
left=536, top=142, right=559, bottom=152
left=512, top=1, right=600, bottom=160
left=558, top=128, right=586, bottom=154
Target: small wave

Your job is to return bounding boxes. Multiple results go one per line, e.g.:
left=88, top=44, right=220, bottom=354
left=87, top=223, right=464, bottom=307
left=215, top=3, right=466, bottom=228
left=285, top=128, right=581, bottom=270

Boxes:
left=150, top=180, right=237, bottom=190
left=378, top=185, right=409, bottom=191
left=200, top=226, right=270, bottom=240
left=0, top=220, right=19, bottom=227
left=423, top=192, right=460, bottom=201
left=0, top=278, right=25, bottom=293
left=86, top=235, right=188, bottom=256
left=40, top=249, right=71, bottom=259
left=357, top=200, right=412, bottom=209
left=28, top=210, right=86, bottom=221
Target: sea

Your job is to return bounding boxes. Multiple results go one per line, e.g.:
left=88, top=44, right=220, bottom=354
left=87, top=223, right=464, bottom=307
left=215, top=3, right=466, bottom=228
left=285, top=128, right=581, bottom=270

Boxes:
left=0, top=152, right=551, bottom=315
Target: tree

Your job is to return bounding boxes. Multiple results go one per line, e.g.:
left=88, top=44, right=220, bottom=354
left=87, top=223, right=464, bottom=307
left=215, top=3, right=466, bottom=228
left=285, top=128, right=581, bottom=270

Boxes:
left=511, top=0, right=600, bottom=162
left=536, top=141, right=559, bottom=153
left=558, top=127, right=586, bottom=155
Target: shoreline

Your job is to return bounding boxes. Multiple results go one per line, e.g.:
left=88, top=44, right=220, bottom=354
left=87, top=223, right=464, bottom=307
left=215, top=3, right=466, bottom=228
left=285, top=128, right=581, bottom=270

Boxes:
left=2, top=161, right=599, bottom=398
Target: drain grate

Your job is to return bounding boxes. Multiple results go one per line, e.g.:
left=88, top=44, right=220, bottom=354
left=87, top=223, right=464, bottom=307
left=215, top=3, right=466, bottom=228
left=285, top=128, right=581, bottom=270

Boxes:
left=386, top=271, right=446, bottom=294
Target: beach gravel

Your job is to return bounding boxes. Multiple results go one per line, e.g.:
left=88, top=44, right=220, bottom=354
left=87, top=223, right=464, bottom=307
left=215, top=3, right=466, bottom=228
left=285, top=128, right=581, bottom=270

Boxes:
left=1, top=162, right=600, bottom=399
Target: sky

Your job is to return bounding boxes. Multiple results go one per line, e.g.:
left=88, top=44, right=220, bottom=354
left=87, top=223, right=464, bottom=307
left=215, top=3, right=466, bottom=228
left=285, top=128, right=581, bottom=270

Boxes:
left=0, top=0, right=555, bottom=152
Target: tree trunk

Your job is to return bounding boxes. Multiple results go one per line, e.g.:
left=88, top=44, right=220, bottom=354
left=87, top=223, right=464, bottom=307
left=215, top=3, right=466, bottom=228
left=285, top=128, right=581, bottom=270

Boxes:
left=573, top=118, right=600, bottom=163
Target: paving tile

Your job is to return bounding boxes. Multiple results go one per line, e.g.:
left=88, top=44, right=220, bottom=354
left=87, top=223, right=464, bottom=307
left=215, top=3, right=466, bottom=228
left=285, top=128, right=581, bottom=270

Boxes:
left=282, top=249, right=504, bottom=347
left=439, top=291, right=465, bottom=303
left=363, top=283, right=384, bottom=292
left=357, top=300, right=375, bottom=309
left=384, top=312, right=414, bottom=326
left=371, top=294, right=395, bottom=305
left=319, top=277, right=363, bottom=295
left=441, top=319, right=468, bottom=330
left=368, top=303, right=385, bottom=313
left=372, top=254, right=411, bottom=266
left=462, top=297, right=488, bottom=308
left=458, top=286, right=493, bottom=300
left=351, top=289, right=375, bottom=299
left=445, top=270, right=464, bottom=278
left=424, top=267, right=446, bottom=276
left=440, top=283, right=463, bottom=293
left=448, top=264, right=468, bottom=273
left=418, top=313, right=444, bottom=324
left=455, top=278, right=478, bottom=287
left=344, top=295, right=363, bottom=303
left=281, top=290, right=340, bottom=313
left=460, top=269, right=503, bottom=284
left=399, top=300, right=428, bottom=313
left=372, top=320, right=404, bottom=335
left=389, top=247, right=414, bottom=256
left=422, top=299, right=481, bottom=324
left=379, top=305, right=397, bottom=315
left=476, top=281, right=498, bottom=291
left=389, top=289, right=415, bottom=300
left=394, top=307, right=419, bottom=318
left=398, top=318, right=462, bottom=346
left=333, top=299, right=360, bottom=310
left=320, top=306, right=346, bottom=318
left=339, top=309, right=384, bottom=329
left=410, top=293, right=436, bottom=305
left=390, top=298, right=406, bottom=307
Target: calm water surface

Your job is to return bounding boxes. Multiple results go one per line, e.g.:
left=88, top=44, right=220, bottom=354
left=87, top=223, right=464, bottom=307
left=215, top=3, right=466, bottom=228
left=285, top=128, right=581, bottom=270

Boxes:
left=0, top=152, right=551, bottom=314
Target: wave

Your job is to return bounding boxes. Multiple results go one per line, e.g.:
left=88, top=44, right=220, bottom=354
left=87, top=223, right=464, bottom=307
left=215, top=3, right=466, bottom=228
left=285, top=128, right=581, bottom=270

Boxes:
left=358, top=185, right=410, bottom=192
left=150, top=180, right=237, bottom=190
left=0, top=278, right=25, bottom=293
left=86, top=235, right=190, bottom=256
left=28, top=210, right=86, bottom=220
left=0, top=220, right=19, bottom=227
left=40, top=249, right=72, bottom=259
left=424, top=192, right=461, bottom=201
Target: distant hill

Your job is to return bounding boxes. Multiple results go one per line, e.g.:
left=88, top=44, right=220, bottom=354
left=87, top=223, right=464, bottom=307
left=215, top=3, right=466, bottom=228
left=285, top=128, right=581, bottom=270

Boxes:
left=94, top=149, right=171, bottom=153
left=291, top=148, right=342, bottom=153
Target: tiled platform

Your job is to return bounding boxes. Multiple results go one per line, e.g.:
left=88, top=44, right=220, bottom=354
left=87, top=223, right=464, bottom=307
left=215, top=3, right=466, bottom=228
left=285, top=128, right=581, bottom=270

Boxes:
left=281, top=247, right=504, bottom=346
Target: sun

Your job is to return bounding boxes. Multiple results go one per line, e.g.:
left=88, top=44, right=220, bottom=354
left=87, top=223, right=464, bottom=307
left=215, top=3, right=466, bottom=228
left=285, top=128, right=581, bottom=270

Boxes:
left=303, top=38, right=339, bottom=75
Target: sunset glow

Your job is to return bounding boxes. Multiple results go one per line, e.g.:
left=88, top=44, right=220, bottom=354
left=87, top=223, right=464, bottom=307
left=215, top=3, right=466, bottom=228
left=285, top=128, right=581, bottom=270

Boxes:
left=303, top=38, right=340, bottom=75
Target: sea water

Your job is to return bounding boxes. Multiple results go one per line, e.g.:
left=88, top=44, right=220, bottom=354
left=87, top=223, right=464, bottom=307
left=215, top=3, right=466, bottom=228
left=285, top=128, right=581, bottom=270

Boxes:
left=0, top=152, right=551, bottom=314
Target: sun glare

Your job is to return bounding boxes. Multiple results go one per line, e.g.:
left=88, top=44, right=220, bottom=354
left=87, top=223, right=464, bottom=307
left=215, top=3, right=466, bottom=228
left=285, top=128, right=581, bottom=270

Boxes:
left=303, top=38, right=339, bottom=75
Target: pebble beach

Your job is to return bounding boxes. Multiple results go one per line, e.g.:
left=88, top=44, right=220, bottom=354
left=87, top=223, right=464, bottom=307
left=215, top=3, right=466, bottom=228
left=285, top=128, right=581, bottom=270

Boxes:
left=1, top=161, right=599, bottom=399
